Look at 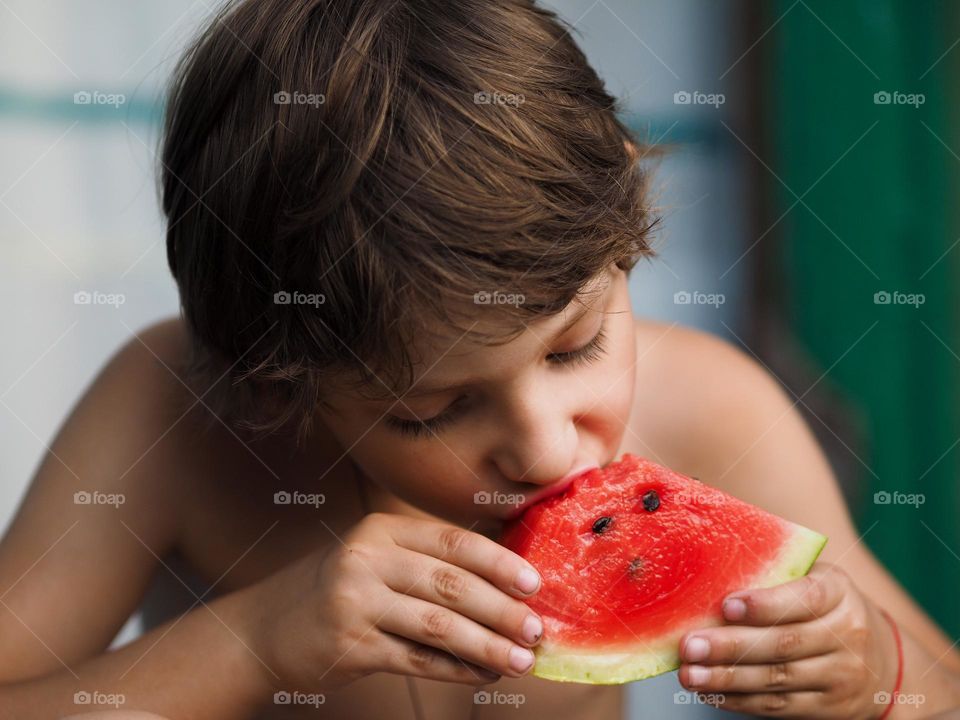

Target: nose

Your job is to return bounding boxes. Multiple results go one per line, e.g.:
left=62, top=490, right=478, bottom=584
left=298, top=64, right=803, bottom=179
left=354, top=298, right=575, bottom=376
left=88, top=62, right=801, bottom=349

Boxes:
left=489, top=386, right=580, bottom=486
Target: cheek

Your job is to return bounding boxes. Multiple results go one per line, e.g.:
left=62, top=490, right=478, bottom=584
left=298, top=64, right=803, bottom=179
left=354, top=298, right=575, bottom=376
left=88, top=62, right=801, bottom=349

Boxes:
left=596, top=371, right=634, bottom=427
left=341, top=427, right=485, bottom=518
left=582, top=317, right=637, bottom=432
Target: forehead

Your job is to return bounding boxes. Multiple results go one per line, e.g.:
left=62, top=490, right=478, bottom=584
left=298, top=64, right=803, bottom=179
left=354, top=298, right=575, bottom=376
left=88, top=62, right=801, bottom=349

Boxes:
left=351, top=269, right=614, bottom=401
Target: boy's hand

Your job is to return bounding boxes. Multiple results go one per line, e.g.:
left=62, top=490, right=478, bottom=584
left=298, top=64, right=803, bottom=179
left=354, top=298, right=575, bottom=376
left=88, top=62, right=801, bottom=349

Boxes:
left=677, top=562, right=897, bottom=718
left=244, top=512, right=543, bottom=696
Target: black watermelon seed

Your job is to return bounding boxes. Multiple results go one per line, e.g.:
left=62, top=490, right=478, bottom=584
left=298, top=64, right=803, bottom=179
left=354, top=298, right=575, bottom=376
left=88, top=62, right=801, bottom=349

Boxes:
left=592, top=516, right=613, bottom=534
left=641, top=489, right=660, bottom=512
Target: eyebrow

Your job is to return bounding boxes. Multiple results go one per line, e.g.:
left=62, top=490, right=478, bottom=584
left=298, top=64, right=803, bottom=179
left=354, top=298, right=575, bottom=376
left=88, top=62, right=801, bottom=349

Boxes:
left=400, top=301, right=596, bottom=399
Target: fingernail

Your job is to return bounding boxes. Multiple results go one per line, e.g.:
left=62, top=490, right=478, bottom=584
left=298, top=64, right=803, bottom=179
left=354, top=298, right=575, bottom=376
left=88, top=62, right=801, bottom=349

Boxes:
left=515, top=567, right=540, bottom=594
left=522, top=614, right=543, bottom=645
left=687, top=665, right=710, bottom=687
left=509, top=646, right=535, bottom=673
left=723, top=597, right=747, bottom=621
left=684, top=636, right=710, bottom=662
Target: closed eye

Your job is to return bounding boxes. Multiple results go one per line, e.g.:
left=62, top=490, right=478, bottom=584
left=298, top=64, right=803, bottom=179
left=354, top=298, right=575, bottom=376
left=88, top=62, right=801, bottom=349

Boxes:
left=385, top=321, right=609, bottom=439
left=547, top=322, right=607, bottom=368
left=385, top=396, right=468, bottom=438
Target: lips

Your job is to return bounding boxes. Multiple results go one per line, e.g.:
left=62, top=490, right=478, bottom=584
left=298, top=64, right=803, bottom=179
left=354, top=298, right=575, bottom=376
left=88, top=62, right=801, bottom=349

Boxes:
left=506, top=463, right=600, bottom=519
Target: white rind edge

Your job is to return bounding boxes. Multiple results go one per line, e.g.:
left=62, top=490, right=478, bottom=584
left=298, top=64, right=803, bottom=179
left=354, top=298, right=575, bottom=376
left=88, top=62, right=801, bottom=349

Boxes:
left=532, top=523, right=828, bottom=684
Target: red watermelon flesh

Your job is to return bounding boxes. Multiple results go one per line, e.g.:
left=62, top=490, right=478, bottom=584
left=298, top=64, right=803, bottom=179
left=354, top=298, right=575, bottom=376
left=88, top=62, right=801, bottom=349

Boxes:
left=501, top=454, right=827, bottom=684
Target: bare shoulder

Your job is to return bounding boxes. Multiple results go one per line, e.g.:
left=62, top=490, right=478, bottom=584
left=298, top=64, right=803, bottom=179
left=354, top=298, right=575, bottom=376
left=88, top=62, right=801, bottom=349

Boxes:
left=72, top=315, right=220, bottom=532
left=106, top=314, right=191, bottom=385
left=39, top=312, right=233, bottom=564
left=118, top=321, right=366, bottom=592
left=81, top=314, right=207, bottom=499
left=0, top=315, right=214, bottom=678
left=628, top=317, right=853, bottom=559
left=85, top=315, right=199, bottom=442
left=628, top=317, right=790, bottom=484
left=126, top=314, right=189, bottom=353
left=632, top=317, right=771, bottom=397
left=47, top=314, right=202, bottom=520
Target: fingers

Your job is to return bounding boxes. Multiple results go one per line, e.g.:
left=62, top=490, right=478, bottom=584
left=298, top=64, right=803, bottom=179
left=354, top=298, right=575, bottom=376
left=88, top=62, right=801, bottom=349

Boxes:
left=678, top=654, right=834, bottom=694
left=721, top=567, right=844, bottom=627
left=680, top=620, right=834, bottom=665
left=379, top=547, right=542, bottom=648
left=377, top=594, right=536, bottom=678
left=386, top=518, right=541, bottom=598
left=376, top=630, right=502, bottom=686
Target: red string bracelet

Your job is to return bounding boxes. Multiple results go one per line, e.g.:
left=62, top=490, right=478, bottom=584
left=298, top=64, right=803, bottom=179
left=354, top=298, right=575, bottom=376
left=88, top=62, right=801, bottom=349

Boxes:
left=877, top=608, right=903, bottom=720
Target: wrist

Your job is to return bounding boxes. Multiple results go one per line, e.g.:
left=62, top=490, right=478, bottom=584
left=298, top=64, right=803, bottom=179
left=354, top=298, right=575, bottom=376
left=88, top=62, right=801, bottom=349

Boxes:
left=224, top=582, right=284, bottom=710
left=870, top=604, right=903, bottom=720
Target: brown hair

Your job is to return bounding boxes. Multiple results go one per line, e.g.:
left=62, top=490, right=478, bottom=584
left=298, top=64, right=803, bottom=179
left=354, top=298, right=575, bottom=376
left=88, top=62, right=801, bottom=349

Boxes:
left=161, top=0, right=660, bottom=442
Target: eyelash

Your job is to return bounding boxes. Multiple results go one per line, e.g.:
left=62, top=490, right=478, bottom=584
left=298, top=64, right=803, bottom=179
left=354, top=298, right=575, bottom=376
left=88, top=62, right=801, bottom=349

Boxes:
left=385, top=406, right=462, bottom=439
left=546, top=325, right=608, bottom=368
left=386, top=323, right=609, bottom=439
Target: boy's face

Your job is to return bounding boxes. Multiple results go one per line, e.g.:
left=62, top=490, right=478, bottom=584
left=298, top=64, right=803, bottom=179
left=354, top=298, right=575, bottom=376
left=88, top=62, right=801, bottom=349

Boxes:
left=319, top=264, right=636, bottom=532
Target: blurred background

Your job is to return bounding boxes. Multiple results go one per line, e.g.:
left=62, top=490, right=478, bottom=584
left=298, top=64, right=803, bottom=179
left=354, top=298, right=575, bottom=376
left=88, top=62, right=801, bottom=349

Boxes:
left=0, top=1, right=958, bottom=717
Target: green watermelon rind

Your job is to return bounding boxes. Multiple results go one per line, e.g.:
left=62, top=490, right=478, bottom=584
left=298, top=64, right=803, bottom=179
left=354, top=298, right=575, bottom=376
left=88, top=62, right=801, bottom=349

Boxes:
left=530, top=522, right=828, bottom=685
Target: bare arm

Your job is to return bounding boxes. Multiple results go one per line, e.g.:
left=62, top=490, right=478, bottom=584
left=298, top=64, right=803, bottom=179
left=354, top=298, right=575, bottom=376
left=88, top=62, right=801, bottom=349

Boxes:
left=668, top=327, right=960, bottom=711
left=0, top=586, right=270, bottom=719
left=0, top=319, right=272, bottom=717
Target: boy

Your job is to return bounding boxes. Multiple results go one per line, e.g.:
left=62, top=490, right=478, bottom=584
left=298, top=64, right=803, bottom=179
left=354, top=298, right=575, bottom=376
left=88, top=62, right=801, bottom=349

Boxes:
left=2, top=0, right=960, bottom=717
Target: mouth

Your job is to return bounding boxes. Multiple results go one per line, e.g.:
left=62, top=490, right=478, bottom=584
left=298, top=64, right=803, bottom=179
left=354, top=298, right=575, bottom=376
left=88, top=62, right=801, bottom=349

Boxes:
left=505, top=463, right=600, bottom=519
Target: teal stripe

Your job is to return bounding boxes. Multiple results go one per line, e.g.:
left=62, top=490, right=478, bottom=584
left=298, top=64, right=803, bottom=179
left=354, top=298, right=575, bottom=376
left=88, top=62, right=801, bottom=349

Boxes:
left=0, top=85, right=722, bottom=149
left=0, top=86, right=162, bottom=126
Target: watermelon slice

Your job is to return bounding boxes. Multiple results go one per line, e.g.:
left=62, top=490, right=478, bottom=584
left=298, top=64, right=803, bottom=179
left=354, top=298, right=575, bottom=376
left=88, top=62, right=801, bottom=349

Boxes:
left=501, top=454, right=827, bottom=684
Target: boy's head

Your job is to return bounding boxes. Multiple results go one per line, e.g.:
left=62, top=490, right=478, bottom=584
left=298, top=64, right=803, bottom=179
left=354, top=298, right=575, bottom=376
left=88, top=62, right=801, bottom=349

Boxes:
left=161, top=0, right=659, bottom=525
